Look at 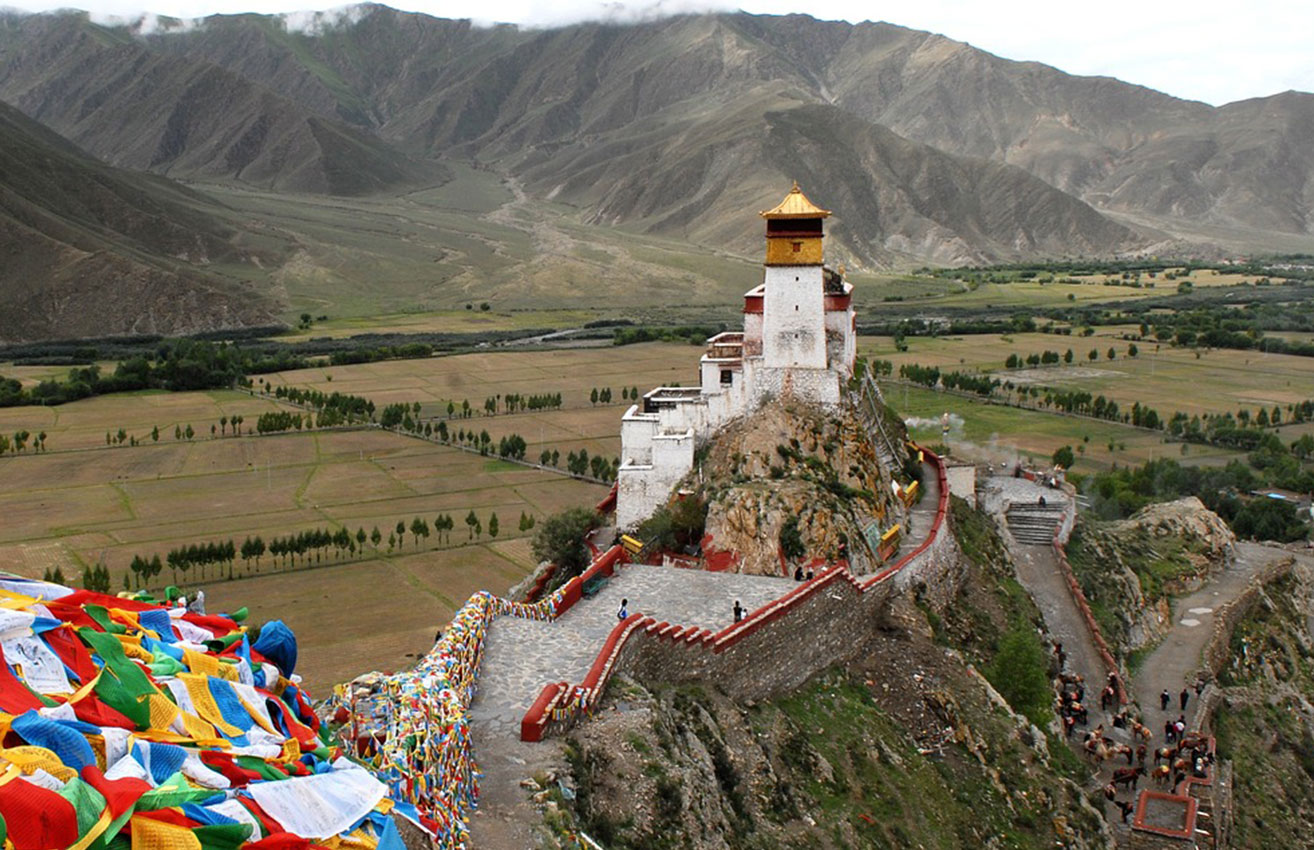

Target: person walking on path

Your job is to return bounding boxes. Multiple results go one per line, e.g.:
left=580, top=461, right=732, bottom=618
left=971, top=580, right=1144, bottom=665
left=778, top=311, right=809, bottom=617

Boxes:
left=733, top=600, right=744, bottom=623
left=618, top=598, right=629, bottom=620
left=1179, top=687, right=1189, bottom=711
left=1160, top=689, right=1171, bottom=711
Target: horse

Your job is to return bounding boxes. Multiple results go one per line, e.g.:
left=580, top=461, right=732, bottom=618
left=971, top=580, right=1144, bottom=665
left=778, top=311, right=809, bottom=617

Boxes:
left=1112, top=766, right=1145, bottom=790
left=1111, top=744, right=1134, bottom=765
left=1130, top=721, right=1153, bottom=741
left=1153, top=746, right=1176, bottom=765
left=1083, top=738, right=1109, bottom=764
left=1151, top=764, right=1172, bottom=786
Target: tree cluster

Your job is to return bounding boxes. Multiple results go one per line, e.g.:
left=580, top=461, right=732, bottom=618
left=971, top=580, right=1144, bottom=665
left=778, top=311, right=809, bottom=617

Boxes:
left=256, top=411, right=305, bottom=434
left=532, top=507, right=602, bottom=591
left=1082, top=458, right=1310, bottom=543
left=270, top=385, right=375, bottom=424
left=0, top=430, right=45, bottom=456
left=899, top=364, right=999, bottom=396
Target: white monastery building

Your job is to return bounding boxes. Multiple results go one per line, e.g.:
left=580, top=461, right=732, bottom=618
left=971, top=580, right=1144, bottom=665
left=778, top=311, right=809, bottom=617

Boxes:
left=616, top=184, right=858, bottom=530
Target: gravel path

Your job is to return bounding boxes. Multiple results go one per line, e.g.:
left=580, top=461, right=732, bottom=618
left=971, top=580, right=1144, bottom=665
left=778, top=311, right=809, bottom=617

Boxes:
left=1012, top=541, right=1107, bottom=692
left=1131, top=541, right=1292, bottom=724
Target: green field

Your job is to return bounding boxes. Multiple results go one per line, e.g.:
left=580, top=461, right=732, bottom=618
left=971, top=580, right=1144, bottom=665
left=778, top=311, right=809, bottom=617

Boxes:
left=890, top=384, right=1242, bottom=471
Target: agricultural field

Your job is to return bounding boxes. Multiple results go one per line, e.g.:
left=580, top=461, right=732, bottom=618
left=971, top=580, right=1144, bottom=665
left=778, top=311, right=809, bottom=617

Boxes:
left=0, top=422, right=606, bottom=692
left=0, top=343, right=714, bottom=689
left=202, top=543, right=543, bottom=692
left=0, top=389, right=292, bottom=452
left=261, top=341, right=707, bottom=462
left=860, top=332, right=1314, bottom=422
left=277, top=309, right=612, bottom=341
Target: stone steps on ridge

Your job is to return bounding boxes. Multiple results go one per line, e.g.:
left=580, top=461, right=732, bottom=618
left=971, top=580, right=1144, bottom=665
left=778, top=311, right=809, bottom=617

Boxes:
left=1005, top=503, right=1066, bottom=545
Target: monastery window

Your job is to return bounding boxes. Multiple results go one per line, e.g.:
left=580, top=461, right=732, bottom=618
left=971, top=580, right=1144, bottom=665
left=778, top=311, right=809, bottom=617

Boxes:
left=720, top=369, right=733, bottom=385
left=792, top=241, right=802, bottom=252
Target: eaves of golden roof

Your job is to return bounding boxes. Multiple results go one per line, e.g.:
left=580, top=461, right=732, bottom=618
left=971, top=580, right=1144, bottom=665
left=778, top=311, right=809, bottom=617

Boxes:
left=760, top=181, right=831, bottom=219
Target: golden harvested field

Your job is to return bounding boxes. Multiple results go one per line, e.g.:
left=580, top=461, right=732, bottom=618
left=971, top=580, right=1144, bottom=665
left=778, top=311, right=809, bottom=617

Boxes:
left=1070, top=269, right=1284, bottom=289
left=262, top=341, right=706, bottom=462
left=0, top=423, right=606, bottom=692
left=0, top=389, right=291, bottom=452
left=0, top=345, right=720, bottom=692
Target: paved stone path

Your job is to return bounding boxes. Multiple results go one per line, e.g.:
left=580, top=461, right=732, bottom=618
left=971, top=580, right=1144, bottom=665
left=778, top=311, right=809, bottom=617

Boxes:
left=469, top=564, right=795, bottom=735
left=467, top=460, right=943, bottom=847
left=904, top=460, right=942, bottom=548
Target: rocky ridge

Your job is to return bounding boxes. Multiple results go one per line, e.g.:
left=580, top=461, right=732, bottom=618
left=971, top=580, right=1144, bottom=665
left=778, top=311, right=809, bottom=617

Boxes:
left=0, top=99, right=281, bottom=342
left=1066, top=497, right=1236, bottom=652
left=12, top=7, right=1312, bottom=264
left=1210, top=556, right=1314, bottom=848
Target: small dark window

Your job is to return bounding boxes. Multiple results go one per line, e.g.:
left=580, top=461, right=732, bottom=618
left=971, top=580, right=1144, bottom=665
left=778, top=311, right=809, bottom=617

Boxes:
left=795, top=305, right=799, bottom=311
left=792, top=241, right=802, bottom=252
left=720, top=369, right=733, bottom=385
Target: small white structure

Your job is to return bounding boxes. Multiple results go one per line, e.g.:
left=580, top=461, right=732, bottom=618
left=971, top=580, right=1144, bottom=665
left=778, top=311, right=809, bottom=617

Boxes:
left=616, top=184, right=858, bottom=530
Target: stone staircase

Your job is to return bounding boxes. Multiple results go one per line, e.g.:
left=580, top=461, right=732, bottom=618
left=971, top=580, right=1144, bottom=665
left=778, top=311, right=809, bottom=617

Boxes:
left=853, top=373, right=904, bottom=473
left=1005, top=502, right=1067, bottom=545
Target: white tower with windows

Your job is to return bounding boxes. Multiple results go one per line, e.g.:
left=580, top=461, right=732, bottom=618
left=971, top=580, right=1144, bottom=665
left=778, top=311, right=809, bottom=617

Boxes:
left=615, top=183, right=857, bottom=530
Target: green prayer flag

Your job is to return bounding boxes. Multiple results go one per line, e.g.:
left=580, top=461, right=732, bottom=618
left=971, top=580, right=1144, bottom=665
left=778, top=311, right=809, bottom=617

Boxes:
left=57, top=777, right=108, bottom=840
left=195, top=823, right=254, bottom=850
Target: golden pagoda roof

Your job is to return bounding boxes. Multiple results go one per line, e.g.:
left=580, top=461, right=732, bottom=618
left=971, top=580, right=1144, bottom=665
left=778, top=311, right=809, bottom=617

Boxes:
left=760, top=181, right=831, bottom=219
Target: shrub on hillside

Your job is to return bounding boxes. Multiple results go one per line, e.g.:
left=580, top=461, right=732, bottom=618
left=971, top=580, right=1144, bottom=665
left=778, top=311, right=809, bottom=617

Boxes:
left=533, top=507, right=602, bottom=591
left=985, top=626, right=1052, bottom=726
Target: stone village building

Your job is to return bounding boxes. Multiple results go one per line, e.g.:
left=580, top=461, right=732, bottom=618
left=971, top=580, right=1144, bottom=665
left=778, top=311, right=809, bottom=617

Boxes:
left=616, top=184, right=858, bottom=530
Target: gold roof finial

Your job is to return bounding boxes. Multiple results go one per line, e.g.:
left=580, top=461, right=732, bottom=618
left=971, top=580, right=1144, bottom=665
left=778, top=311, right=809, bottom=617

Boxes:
left=760, top=183, right=831, bottom=219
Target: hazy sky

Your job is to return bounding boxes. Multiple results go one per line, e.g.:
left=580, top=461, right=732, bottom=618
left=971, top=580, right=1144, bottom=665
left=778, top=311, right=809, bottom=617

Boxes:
left=13, top=0, right=1312, bottom=106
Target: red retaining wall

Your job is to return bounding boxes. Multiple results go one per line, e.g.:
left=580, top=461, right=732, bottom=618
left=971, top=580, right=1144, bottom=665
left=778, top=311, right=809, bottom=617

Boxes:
left=1048, top=505, right=1127, bottom=704
left=521, top=447, right=952, bottom=742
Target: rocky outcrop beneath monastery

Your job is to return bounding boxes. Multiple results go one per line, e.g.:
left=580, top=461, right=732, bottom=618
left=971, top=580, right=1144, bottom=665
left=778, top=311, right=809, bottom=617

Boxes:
left=695, top=398, right=913, bottom=576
